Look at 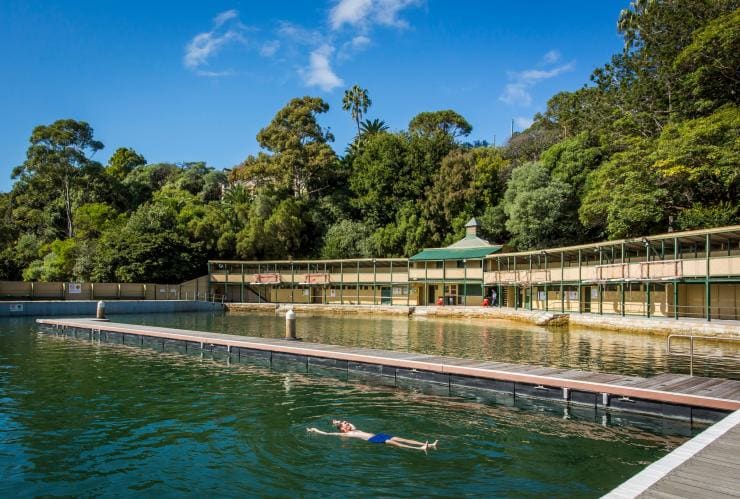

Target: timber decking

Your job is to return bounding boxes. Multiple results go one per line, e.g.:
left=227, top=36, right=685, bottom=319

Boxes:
left=36, top=318, right=740, bottom=414
left=605, top=410, right=740, bottom=498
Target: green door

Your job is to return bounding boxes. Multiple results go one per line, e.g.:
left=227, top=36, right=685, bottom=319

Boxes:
left=381, top=287, right=392, bottom=305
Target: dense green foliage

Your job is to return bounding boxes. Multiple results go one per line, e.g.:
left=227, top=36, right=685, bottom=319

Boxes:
left=1, top=0, right=737, bottom=282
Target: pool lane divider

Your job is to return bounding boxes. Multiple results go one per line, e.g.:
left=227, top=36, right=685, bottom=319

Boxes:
left=36, top=318, right=740, bottom=421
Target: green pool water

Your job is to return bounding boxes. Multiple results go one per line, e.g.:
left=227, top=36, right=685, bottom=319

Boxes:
left=0, top=315, right=702, bottom=497
left=116, top=311, right=740, bottom=379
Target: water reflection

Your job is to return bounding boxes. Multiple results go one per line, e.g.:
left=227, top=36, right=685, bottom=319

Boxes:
left=0, top=317, right=693, bottom=497
left=112, top=312, right=740, bottom=379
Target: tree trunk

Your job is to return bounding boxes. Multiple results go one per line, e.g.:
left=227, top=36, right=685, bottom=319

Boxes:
left=64, top=174, right=74, bottom=238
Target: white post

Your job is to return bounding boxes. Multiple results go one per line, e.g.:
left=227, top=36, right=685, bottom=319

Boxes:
left=96, top=301, right=106, bottom=320
left=285, top=308, right=297, bottom=340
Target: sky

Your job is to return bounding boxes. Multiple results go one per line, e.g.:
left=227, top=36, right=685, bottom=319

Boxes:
left=0, top=0, right=626, bottom=193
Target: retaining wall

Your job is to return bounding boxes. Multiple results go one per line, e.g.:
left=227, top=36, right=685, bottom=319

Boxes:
left=0, top=300, right=223, bottom=317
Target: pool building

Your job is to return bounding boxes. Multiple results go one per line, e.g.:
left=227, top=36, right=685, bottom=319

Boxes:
left=208, top=222, right=740, bottom=321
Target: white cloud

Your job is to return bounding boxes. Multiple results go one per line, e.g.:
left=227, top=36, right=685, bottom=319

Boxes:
left=374, top=0, right=421, bottom=28
left=518, top=63, right=574, bottom=84
left=213, top=9, right=238, bottom=27
left=300, top=44, right=344, bottom=91
left=500, top=84, right=532, bottom=106
left=337, top=34, right=371, bottom=60
left=542, top=49, right=560, bottom=64
left=514, top=116, right=534, bottom=130
left=330, top=0, right=373, bottom=29
left=184, top=10, right=246, bottom=73
left=329, top=0, right=421, bottom=30
left=499, top=54, right=574, bottom=107
left=350, top=35, right=371, bottom=49
left=260, top=40, right=280, bottom=57
left=277, top=22, right=324, bottom=45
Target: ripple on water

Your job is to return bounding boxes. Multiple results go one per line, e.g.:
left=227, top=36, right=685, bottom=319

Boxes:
left=0, top=317, right=703, bottom=497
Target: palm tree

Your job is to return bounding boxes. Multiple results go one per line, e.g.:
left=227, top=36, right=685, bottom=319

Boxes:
left=360, top=118, right=389, bottom=135
left=342, top=85, right=371, bottom=136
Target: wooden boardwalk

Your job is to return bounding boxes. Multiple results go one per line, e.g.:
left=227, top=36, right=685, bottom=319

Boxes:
left=36, top=318, right=740, bottom=417
left=606, top=409, right=740, bottom=498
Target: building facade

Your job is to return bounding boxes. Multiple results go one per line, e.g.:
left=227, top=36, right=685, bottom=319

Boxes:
left=208, top=225, right=740, bottom=321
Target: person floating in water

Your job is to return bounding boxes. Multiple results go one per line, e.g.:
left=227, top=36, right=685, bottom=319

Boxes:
left=307, top=420, right=437, bottom=451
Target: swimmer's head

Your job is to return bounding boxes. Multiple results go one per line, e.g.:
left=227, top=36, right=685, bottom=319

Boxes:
left=332, top=419, right=355, bottom=432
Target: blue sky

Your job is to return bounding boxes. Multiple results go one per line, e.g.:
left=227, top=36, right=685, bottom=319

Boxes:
left=0, top=1, right=626, bottom=192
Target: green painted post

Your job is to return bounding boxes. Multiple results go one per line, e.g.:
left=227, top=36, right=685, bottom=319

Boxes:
left=646, top=241, right=651, bottom=318
left=406, top=260, right=412, bottom=306
left=621, top=283, right=626, bottom=317
left=463, top=259, right=467, bottom=306
left=290, top=262, right=295, bottom=304
left=373, top=259, right=377, bottom=305
left=598, top=248, right=603, bottom=315
left=340, top=261, right=344, bottom=305
left=206, top=262, right=211, bottom=301
left=544, top=252, right=548, bottom=311
left=528, top=255, right=532, bottom=310
left=357, top=261, right=360, bottom=304
left=560, top=252, right=564, bottom=313
left=225, top=266, right=229, bottom=303
left=424, top=260, right=428, bottom=305
left=674, top=237, right=679, bottom=319
left=390, top=260, right=394, bottom=306
left=706, top=233, right=711, bottom=321
left=256, top=264, right=261, bottom=303
left=577, top=249, right=582, bottom=314
left=240, top=263, right=245, bottom=303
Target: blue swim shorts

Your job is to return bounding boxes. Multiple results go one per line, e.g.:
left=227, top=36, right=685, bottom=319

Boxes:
left=368, top=433, right=393, bottom=443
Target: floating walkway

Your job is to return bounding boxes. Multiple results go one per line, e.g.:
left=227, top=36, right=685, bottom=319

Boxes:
left=605, top=409, right=740, bottom=498
left=36, top=318, right=740, bottom=421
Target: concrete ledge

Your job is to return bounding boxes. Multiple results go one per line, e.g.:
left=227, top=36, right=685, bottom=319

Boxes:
left=0, top=300, right=223, bottom=317
left=570, top=313, right=740, bottom=337
left=226, top=302, right=413, bottom=316
left=414, top=306, right=570, bottom=326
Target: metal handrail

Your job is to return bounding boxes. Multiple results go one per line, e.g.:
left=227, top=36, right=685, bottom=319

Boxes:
left=667, top=334, right=740, bottom=376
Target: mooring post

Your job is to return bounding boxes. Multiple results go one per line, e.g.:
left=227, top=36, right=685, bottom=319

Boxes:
left=96, top=300, right=106, bottom=320
left=285, top=308, right=297, bottom=340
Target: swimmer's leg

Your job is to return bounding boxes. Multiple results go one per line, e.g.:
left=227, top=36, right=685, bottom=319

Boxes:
left=386, top=439, right=426, bottom=450
left=390, top=437, right=426, bottom=446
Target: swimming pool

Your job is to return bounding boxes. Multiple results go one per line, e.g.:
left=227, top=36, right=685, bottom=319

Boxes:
left=114, top=311, right=740, bottom=380
left=0, top=315, right=700, bottom=496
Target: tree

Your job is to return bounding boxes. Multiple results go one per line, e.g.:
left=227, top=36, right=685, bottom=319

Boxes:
left=12, top=119, right=103, bottom=238
left=673, top=9, right=740, bottom=116
left=342, top=85, right=372, bottom=136
left=502, top=162, right=576, bottom=249
left=234, top=97, right=338, bottom=198
left=360, top=118, right=389, bottom=135
left=408, top=110, right=472, bottom=140
left=321, top=220, right=373, bottom=258
left=579, top=138, right=668, bottom=238
left=106, top=147, right=146, bottom=180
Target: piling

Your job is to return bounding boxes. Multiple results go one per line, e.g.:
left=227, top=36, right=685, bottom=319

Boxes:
left=96, top=301, right=106, bottom=320
left=285, top=308, right=297, bottom=340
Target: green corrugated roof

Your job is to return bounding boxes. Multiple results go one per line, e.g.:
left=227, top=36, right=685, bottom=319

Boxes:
left=409, top=245, right=502, bottom=261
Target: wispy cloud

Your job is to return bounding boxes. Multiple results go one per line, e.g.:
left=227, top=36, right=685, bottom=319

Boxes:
left=277, top=21, right=324, bottom=46
left=329, top=0, right=421, bottom=30
left=337, top=34, right=371, bottom=60
left=499, top=52, right=574, bottom=106
left=514, top=116, right=534, bottom=130
left=542, top=49, right=560, bottom=64
left=299, top=44, right=344, bottom=91
left=184, top=10, right=246, bottom=75
left=260, top=40, right=280, bottom=57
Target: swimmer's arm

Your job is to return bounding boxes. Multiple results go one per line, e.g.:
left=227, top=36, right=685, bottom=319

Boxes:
left=306, top=428, right=344, bottom=436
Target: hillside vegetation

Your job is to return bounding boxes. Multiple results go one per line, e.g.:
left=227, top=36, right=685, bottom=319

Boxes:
left=1, top=0, right=738, bottom=283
